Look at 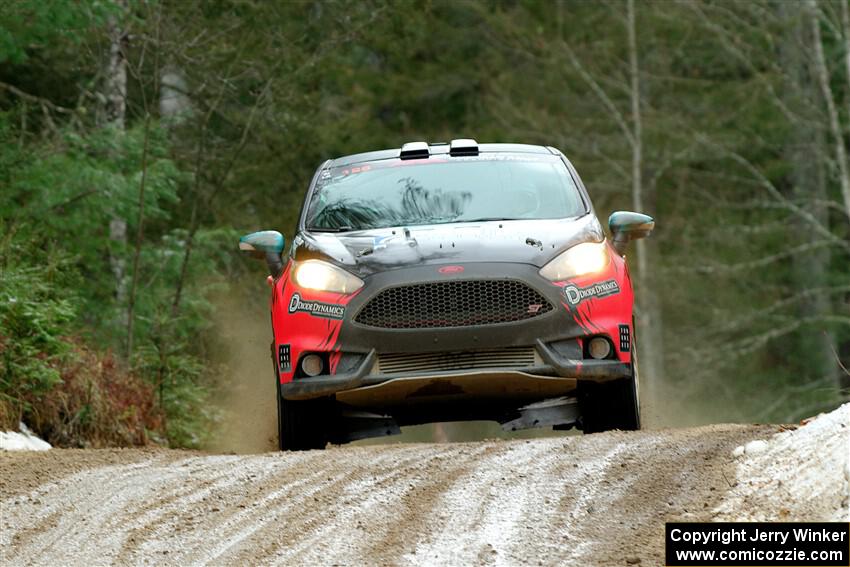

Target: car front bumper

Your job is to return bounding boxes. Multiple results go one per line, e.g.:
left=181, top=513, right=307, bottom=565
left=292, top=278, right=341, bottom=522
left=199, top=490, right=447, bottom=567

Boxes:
left=280, top=339, right=631, bottom=401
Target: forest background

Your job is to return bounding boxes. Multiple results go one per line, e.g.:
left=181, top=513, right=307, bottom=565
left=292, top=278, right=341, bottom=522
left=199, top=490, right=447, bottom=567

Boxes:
left=1, top=0, right=848, bottom=448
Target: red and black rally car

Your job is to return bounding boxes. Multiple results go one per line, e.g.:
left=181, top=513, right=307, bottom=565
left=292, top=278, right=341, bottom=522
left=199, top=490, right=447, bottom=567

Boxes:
left=240, top=140, right=654, bottom=450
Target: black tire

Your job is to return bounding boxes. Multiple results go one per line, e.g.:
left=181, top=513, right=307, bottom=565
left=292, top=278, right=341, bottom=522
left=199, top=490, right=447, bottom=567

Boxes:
left=578, top=375, right=640, bottom=433
left=276, top=380, right=330, bottom=451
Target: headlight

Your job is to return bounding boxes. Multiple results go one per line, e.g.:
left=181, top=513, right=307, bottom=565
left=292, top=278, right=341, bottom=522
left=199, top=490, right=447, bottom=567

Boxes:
left=539, top=241, right=609, bottom=281
left=293, top=260, right=364, bottom=294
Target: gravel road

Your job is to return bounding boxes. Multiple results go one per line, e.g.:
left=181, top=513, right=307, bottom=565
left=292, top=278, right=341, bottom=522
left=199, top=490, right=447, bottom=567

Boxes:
left=0, top=417, right=845, bottom=566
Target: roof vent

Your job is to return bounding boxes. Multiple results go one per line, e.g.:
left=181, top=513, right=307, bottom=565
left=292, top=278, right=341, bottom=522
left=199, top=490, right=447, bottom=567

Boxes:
left=449, top=138, right=479, bottom=156
left=399, top=141, right=430, bottom=160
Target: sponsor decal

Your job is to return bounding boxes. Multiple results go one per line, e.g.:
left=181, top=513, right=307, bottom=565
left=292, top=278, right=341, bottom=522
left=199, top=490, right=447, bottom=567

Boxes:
left=288, top=293, right=345, bottom=319
left=563, top=279, right=620, bottom=306
left=438, top=265, right=464, bottom=274
left=340, top=165, right=371, bottom=177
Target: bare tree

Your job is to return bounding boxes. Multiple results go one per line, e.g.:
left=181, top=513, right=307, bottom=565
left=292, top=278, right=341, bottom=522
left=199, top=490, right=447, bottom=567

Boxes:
left=808, top=0, right=850, bottom=222
left=101, top=0, right=129, bottom=327
left=781, top=0, right=842, bottom=392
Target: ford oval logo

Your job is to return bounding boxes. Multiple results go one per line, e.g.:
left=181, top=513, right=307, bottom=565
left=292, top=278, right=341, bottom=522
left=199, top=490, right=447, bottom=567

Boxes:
left=438, top=265, right=464, bottom=274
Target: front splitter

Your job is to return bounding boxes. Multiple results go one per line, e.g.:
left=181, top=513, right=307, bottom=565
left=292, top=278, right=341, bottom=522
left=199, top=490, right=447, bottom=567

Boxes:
left=334, top=370, right=577, bottom=408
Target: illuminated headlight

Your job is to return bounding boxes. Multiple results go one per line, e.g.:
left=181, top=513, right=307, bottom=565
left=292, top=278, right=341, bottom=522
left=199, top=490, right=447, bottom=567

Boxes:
left=539, top=241, right=609, bottom=281
left=293, top=260, right=364, bottom=294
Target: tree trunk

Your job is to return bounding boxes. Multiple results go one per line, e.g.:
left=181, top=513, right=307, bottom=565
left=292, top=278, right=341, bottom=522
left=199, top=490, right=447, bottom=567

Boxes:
left=808, top=0, right=850, bottom=222
left=102, top=0, right=129, bottom=327
left=782, top=0, right=842, bottom=393
left=789, top=125, right=841, bottom=392
left=159, top=65, right=190, bottom=124
left=126, top=114, right=151, bottom=361
left=627, top=0, right=665, bottom=413
left=102, top=3, right=127, bottom=130
left=841, top=0, right=850, bottom=126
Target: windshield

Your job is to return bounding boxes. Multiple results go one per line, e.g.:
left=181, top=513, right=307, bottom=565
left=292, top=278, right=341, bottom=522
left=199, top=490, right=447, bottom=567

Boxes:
left=305, top=155, right=585, bottom=231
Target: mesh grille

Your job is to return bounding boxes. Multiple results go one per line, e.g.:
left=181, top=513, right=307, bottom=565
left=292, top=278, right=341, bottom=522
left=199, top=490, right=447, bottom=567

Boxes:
left=355, top=279, right=553, bottom=329
left=379, top=347, right=536, bottom=375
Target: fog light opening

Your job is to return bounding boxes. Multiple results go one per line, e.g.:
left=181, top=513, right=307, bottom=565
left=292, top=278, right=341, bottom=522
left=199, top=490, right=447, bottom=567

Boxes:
left=588, top=337, right=612, bottom=360
left=301, top=354, right=325, bottom=377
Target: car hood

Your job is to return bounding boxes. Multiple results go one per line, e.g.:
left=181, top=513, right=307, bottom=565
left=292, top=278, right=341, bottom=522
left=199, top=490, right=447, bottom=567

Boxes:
left=293, top=214, right=605, bottom=277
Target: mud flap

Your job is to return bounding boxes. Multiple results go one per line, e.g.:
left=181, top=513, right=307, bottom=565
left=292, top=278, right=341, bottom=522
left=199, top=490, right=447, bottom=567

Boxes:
left=500, top=396, right=580, bottom=432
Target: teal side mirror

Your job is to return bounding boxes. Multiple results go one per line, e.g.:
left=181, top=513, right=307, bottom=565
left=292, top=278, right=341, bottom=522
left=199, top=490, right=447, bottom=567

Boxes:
left=608, top=211, right=654, bottom=256
left=239, top=230, right=285, bottom=276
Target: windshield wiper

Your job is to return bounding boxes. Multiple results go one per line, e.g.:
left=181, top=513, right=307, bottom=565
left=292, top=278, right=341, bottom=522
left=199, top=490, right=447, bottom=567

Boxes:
left=455, top=217, right=524, bottom=223
left=308, top=226, right=354, bottom=233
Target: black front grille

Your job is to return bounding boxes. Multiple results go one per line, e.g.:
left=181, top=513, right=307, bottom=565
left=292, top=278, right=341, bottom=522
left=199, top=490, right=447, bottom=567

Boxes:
left=354, top=279, right=553, bottom=329
left=379, top=347, right=537, bottom=374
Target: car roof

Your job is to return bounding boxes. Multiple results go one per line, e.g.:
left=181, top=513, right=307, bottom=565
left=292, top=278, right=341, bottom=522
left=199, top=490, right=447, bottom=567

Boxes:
left=329, top=143, right=556, bottom=168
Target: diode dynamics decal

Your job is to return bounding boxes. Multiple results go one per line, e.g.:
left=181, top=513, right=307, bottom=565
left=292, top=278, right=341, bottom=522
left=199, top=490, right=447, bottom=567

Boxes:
left=288, top=293, right=346, bottom=319
left=563, top=279, right=620, bottom=306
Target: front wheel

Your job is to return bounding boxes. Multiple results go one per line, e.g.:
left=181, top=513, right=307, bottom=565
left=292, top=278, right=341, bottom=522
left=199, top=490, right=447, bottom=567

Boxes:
left=276, top=381, right=331, bottom=451
left=578, top=373, right=641, bottom=433
left=579, top=321, right=642, bottom=434
left=578, top=336, right=641, bottom=433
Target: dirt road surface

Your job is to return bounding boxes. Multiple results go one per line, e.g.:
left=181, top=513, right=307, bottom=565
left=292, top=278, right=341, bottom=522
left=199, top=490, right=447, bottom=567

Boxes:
left=1, top=414, right=846, bottom=566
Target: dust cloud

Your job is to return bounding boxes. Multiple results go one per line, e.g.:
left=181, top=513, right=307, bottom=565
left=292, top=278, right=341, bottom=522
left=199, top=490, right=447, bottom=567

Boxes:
left=207, top=285, right=278, bottom=454
left=643, top=389, right=753, bottom=430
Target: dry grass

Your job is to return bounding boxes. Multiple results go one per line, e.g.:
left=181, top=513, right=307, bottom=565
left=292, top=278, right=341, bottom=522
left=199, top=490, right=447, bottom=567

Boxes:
left=0, top=339, right=163, bottom=447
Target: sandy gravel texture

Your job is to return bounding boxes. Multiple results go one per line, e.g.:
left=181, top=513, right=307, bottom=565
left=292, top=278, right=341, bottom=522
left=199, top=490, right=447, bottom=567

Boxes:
left=0, top=423, right=792, bottom=567
left=0, top=447, right=180, bottom=500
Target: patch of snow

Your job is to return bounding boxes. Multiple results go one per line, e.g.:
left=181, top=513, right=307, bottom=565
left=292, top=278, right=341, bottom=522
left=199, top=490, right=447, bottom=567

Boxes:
left=732, top=439, right=770, bottom=457
left=0, top=422, right=51, bottom=451
left=717, top=403, right=850, bottom=522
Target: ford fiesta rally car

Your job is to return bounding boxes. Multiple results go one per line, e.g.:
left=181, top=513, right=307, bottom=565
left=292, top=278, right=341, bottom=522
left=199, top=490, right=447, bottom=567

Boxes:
left=240, top=139, right=654, bottom=450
